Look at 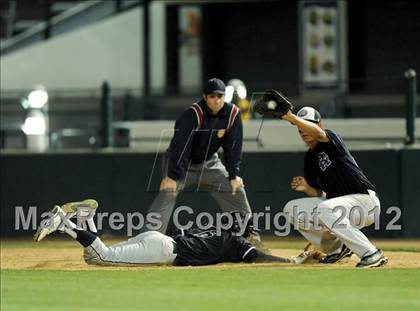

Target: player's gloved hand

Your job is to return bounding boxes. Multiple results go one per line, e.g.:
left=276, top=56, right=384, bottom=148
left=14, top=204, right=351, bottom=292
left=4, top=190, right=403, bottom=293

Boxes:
left=253, top=89, right=294, bottom=119
left=160, top=176, right=177, bottom=192
left=290, top=176, right=309, bottom=192
left=281, top=110, right=294, bottom=122
left=230, top=176, right=244, bottom=196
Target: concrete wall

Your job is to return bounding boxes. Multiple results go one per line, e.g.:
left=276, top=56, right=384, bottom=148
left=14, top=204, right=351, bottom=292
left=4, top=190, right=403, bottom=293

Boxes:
left=127, top=118, right=420, bottom=152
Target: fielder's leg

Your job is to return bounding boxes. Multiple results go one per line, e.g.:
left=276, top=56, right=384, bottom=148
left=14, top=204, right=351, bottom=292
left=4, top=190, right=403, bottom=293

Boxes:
left=283, top=197, right=343, bottom=255
left=316, top=193, right=380, bottom=259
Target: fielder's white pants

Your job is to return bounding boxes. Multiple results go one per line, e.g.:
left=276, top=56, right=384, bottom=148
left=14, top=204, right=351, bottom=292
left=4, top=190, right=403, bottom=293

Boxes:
left=83, top=231, right=177, bottom=265
left=283, top=190, right=380, bottom=258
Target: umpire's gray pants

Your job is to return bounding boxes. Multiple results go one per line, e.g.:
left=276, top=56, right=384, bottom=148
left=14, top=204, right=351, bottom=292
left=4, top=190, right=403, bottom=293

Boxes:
left=146, top=153, right=251, bottom=234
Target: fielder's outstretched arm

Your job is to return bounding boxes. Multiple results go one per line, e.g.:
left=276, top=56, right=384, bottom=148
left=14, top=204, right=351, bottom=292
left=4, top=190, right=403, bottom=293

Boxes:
left=281, top=111, right=329, bottom=142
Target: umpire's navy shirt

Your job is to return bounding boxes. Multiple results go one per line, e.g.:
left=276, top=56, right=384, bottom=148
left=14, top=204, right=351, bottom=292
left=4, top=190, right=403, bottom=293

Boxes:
left=304, top=129, right=376, bottom=199
left=167, top=99, right=243, bottom=181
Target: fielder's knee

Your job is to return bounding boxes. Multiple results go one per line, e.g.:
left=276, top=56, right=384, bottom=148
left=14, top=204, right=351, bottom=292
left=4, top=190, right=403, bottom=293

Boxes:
left=316, top=201, right=338, bottom=229
left=316, top=201, right=333, bottom=217
left=283, top=199, right=300, bottom=220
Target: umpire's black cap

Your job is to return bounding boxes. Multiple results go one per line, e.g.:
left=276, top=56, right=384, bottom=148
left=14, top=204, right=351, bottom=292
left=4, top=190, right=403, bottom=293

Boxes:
left=204, top=78, right=226, bottom=95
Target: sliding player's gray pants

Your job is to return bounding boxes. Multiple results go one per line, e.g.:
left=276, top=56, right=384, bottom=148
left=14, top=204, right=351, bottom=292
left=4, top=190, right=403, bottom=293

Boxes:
left=83, top=231, right=176, bottom=265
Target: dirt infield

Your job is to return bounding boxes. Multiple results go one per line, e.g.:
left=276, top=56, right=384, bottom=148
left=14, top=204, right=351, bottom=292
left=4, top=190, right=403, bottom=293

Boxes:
left=2, top=239, right=420, bottom=270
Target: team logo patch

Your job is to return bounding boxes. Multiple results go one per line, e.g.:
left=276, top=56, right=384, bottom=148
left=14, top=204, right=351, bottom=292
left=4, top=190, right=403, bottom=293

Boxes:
left=194, top=231, right=217, bottom=238
left=318, top=151, right=332, bottom=172
left=217, top=129, right=226, bottom=138
left=298, top=109, right=308, bottom=117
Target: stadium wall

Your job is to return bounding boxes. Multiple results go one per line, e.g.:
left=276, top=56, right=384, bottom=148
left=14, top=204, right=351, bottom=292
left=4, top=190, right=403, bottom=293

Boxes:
left=0, top=4, right=167, bottom=91
left=1, top=149, right=419, bottom=238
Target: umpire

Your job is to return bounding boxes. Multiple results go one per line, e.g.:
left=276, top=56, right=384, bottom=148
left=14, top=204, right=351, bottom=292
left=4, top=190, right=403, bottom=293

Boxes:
left=146, top=78, right=251, bottom=234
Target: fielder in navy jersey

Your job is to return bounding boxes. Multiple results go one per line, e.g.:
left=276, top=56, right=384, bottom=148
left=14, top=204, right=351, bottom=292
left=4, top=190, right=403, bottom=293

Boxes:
left=282, top=107, right=388, bottom=268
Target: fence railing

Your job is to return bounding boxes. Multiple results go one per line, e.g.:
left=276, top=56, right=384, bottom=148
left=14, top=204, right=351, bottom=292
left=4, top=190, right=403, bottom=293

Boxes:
left=0, top=71, right=418, bottom=150
left=0, top=0, right=141, bottom=55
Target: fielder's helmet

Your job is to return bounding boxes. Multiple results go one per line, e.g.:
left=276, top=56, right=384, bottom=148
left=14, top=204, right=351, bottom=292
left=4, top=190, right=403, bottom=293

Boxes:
left=297, top=106, right=321, bottom=123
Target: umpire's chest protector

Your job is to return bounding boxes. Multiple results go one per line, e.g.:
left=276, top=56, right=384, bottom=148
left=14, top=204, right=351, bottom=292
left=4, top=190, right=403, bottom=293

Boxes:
left=190, top=100, right=240, bottom=146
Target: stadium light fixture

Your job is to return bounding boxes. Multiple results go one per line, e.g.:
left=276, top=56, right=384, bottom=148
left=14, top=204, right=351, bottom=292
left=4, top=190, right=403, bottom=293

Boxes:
left=225, top=79, right=248, bottom=103
left=21, top=86, right=50, bottom=151
left=237, top=85, right=247, bottom=99
left=27, top=87, right=48, bottom=109
left=225, top=85, right=235, bottom=103
left=22, top=111, right=47, bottom=135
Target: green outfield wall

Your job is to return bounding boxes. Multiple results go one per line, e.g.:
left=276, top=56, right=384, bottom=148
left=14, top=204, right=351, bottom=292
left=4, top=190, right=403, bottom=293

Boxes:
left=1, top=149, right=419, bottom=237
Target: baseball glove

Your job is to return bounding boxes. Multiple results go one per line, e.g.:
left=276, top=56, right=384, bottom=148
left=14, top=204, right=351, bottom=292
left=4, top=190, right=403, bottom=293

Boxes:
left=253, top=89, right=293, bottom=118
left=291, top=243, right=325, bottom=264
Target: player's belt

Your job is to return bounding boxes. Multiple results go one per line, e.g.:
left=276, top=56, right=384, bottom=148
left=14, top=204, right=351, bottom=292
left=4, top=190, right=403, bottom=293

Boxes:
left=367, top=189, right=379, bottom=199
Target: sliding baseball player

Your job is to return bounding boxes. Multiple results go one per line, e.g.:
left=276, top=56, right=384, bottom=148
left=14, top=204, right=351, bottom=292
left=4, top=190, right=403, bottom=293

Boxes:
left=34, top=199, right=290, bottom=266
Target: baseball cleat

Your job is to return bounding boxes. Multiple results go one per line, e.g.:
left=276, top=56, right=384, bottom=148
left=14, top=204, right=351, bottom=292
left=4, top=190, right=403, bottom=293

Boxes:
left=61, top=199, right=98, bottom=218
left=319, top=245, right=353, bottom=264
left=356, top=249, right=388, bottom=268
left=33, top=205, right=66, bottom=242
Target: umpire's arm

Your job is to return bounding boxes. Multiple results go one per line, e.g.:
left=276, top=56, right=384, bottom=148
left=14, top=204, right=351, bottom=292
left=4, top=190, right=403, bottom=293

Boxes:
left=167, top=110, right=197, bottom=182
left=222, top=112, right=243, bottom=180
